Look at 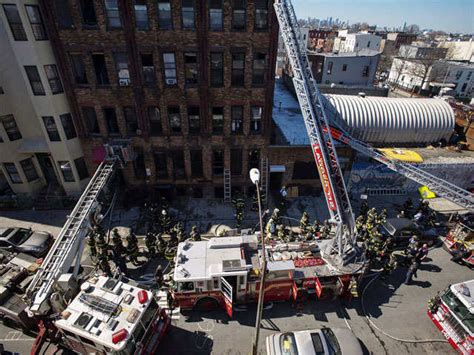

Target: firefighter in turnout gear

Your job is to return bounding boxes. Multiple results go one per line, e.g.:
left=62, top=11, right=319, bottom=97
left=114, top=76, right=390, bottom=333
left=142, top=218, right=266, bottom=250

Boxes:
left=160, top=209, right=171, bottom=234
left=288, top=230, right=296, bottom=242
left=376, top=208, right=387, bottom=225
left=271, top=208, right=281, bottom=226
left=97, top=254, right=111, bottom=276
left=321, top=221, right=331, bottom=239
left=359, top=201, right=369, bottom=218
left=300, top=212, right=310, bottom=236
left=349, top=278, right=359, bottom=298
left=190, top=225, right=201, bottom=241
left=127, top=231, right=139, bottom=264
left=111, top=228, right=125, bottom=257
left=96, top=230, right=108, bottom=257
left=157, top=233, right=166, bottom=257
left=145, top=231, right=157, bottom=257
left=277, top=224, right=286, bottom=242
left=265, top=217, right=277, bottom=241
left=366, top=208, right=377, bottom=225
left=174, top=222, right=186, bottom=243
left=232, top=196, right=245, bottom=229
left=355, top=215, right=364, bottom=231
left=88, top=233, right=97, bottom=258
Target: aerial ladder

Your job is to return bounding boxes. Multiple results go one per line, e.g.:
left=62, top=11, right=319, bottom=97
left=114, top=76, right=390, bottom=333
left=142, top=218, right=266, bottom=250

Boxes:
left=26, top=157, right=118, bottom=316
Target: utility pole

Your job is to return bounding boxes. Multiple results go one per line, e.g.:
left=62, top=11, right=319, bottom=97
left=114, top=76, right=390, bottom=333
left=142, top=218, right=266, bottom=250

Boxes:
left=250, top=169, right=267, bottom=355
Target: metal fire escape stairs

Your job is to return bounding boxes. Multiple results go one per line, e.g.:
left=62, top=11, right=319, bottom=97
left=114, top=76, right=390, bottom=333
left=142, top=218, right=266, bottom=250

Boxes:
left=26, top=157, right=118, bottom=315
left=275, top=0, right=360, bottom=266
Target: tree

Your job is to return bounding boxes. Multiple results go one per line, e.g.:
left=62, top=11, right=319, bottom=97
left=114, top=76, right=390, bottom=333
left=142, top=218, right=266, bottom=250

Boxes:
left=405, top=52, right=444, bottom=95
left=406, top=24, right=420, bottom=34
left=376, top=55, right=393, bottom=81
left=389, top=46, right=411, bottom=88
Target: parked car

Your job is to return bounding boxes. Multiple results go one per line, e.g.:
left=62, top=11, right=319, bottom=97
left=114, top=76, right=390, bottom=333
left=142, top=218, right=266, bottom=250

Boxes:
left=266, top=327, right=363, bottom=355
left=380, top=218, right=439, bottom=248
left=0, top=227, right=53, bottom=257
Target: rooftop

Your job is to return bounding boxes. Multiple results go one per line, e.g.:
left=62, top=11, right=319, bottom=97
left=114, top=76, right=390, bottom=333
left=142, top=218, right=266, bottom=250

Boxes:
left=308, top=49, right=380, bottom=57
left=450, top=280, right=474, bottom=314
left=54, top=276, right=154, bottom=351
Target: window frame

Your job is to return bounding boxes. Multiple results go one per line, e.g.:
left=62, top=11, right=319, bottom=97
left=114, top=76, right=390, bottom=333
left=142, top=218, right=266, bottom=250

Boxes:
left=79, top=0, right=98, bottom=28
left=230, top=148, right=242, bottom=176
left=163, top=52, right=177, bottom=85
left=231, top=52, right=245, bottom=87
left=231, top=0, right=246, bottom=31
left=58, top=161, right=75, bottom=182
left=2, top=4, right=27, bottom=41
left=81, top=107, right=100, bottom=135
left=3, top=163, right=22, bottom=184
left=209, top=0, right=223, bottom=31
left=69, top=54, right=88, bottom=85
left=20, top=158, right=39, bottom=182
left=42, top=116, right=61, bottom=142
left=148, top=106, right=162, bottom=135
left=251, top=106, right=262, bottom=133
left=123, top=106, right=138, bottom=135
left=252, top=53, right=267, bottom=86
left=141, top=53, right=156, bottom=86
left=1, top=115, right=22, bottom=141
left=362, top=65, right=369, bottom=77
left=171, top=150, right=186, bottom=180
left=60, top=113, right=77, bottom=140
left=114, top=53, right=131, bottom=87
left=103, top=107, right=120, bottom=135
left=134, top=0, right=148, bottom=30
left=327, top=61, right=333, bottom=75
left=187, top=106, right=200, bottom=134
left=92, top=53, right=110, bottom=86
left=184, top=52, right=199, bottom=85
left=210, top=52, right=224, bottom=87
left=168, top=106, right=182, bottom=133
left=212, top=107, right=224, bottom=134
left=157, top=0, right=172, bottom=30
left=54, top=0, right=74, bottom=29
left=212, top=149, right=224, bottom=176
left=254, top=0, right=268, bottom=31
left=74, top=157, right=89, bottom=180
left=25, top=5, right=48, bottom=41
left=231, top=106, right=243, bottom=134
left=104, top=0, right=122, bottom=29
left=24, top=66, right=46, bottom=96
left=44, top=65, right=64, bottom=94
left=181, top=0, right=195, bottom=30
left=190, top=149, right=203, bottom=178
left=154, top=152, right=169, bottom=178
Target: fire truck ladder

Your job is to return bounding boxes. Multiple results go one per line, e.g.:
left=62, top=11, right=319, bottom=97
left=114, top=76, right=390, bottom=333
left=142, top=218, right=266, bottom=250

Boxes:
left=260, top=157, right=269, bottom=205
left=26, top=158, right=117, bottom=315
left=224, top=168, right=231, bottom=202
left=327, top=126, right=474, bottom=211
left=274, top=0, right=358, bottom=261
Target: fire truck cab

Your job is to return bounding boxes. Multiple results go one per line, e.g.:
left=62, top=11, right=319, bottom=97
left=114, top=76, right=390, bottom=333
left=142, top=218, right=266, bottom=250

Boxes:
left=444, top=222, right=474, bottom=267
left=54, top=275, right=170, bottom=354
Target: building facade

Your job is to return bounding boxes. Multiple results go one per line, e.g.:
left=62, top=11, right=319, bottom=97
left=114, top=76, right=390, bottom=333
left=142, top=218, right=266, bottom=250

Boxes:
left=40, top=0, right=278, bottom=199
left=383, top=32, right=417, bottom=55
left=0, top=0, right=88, bottom=197
left=339, top=33, right=382, bottom=53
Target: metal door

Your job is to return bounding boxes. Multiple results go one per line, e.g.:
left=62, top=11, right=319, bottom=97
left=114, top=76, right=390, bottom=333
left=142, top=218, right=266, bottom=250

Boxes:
left=220, top=277, right=233, bottom=318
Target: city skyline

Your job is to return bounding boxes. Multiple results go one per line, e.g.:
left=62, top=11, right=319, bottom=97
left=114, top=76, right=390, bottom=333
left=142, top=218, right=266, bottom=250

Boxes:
left=293, top=0, right=474, bottom=34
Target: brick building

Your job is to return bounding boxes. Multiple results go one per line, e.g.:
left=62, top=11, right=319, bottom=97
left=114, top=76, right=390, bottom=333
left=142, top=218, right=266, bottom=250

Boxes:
left=39, top=0, right=278, bottom=199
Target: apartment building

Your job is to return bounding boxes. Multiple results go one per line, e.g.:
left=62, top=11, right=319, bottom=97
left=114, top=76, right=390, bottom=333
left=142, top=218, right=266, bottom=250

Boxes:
left=40, top=0, right=278, bottom=199
left=0, top=0, right=88, bottom=197
left=334, top=31, right=382, bottom=53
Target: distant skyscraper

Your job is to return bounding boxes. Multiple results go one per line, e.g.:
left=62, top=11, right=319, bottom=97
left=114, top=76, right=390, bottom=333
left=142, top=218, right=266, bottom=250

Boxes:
left=402, top=22, right=407, bottom=32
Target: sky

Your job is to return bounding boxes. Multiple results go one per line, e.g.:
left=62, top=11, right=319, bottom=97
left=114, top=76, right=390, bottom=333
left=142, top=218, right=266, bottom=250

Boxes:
left=292, top=0, right=474, bottom=34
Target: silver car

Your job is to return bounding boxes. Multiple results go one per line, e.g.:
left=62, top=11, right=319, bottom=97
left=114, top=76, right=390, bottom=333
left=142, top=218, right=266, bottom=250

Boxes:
left=0, top=227, right=53, bottom=257
left=266, top=327, right=363, bottom=355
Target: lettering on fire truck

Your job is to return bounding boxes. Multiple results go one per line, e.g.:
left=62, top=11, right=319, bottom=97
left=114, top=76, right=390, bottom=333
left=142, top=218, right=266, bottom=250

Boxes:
left=312, top=143, right=337, bottom=211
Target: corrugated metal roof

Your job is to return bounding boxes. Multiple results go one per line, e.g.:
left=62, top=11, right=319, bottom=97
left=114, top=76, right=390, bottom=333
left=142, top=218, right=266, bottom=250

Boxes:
left=324, top=94, right=455, bottom=144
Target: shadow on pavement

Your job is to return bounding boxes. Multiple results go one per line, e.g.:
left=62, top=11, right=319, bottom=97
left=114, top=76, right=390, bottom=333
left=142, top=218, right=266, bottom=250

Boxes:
left=160, top=327, right=213, bottom=355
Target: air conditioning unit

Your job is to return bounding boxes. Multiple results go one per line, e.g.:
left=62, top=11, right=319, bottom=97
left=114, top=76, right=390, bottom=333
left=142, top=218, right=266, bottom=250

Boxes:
left=165, top=78, right=177, bottom=85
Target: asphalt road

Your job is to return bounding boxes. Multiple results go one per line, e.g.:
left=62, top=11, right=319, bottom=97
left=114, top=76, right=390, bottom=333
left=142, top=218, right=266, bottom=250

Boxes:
left=0, top=208, right=469, bottom=354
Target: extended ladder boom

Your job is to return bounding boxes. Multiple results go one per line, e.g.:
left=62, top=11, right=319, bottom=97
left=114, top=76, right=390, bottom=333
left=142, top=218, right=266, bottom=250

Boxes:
left=275, top=0, right=357, bottom=258
left=26, top=158, right=117, bottom=315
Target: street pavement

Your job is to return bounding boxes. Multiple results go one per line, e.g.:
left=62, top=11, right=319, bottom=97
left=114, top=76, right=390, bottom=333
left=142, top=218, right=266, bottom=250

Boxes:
left=0, top=207, right=470, bottom=354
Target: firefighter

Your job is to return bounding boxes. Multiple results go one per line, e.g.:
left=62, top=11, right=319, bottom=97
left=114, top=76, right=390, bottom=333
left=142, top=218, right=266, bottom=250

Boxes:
left=157, top=233, right=166, bottom=257
left=376, top=208, right=387, bottom=225
left=321, top=221, right=331, bottom=239
left=277, top=224, right=286, bottom=242
left=300, top=212, right=310, bottom=235
left=366, top=208, right=377, bottom=225
left=174, top=222, right=186, bottom=243
left=359, top=201, right=369, bottom=218
left=271, top=208, right=281, bottom=226
left=96, top=230, right=108, bottom=257
left=98, top=254, right=111, bottom=276
left=155, top=265, right=164, bottom=289
left=88, top=233, right=97, bottom=258
left=287, top=230, right=296, bottom=242
left=381, top=252, right=397, bottom=279
left=403, top=198, right=414, bottom=217
left=349, top=278, right=359, bottom=298
left=111, top=228, right=125, bottom=257
left=145, top=231, right=157, bottom=257
left=265, top=217, right=276, bottom=240
left=190, top=225, right=201, bottom=241
left=355, top=215, right=364, bottom=231
left=160, top=209, right=171, bottom=234
left=127, top=231, right=140, bottom=264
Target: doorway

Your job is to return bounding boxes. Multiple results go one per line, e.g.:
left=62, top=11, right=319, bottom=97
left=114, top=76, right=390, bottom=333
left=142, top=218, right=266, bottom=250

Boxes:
left=270, top=172, right=284, bottom=191
left=36, top=153, right=58, bottom=184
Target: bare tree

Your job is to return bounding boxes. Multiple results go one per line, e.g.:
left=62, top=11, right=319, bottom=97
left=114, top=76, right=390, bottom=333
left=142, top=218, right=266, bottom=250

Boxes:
left=405, top=53, right=443, bottom=95
left=389, top=46, right=411, bottom=88
left=376, top=55, right=393, bottom=81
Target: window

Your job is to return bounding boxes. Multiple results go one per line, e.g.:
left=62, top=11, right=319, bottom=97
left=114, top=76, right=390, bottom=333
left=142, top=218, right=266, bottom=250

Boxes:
left=163, top=53, right=177, bottom=85
left=70, top=54, right=88, bottom=84
left=188, top=107, right=200, bottom=134
left=321, top=328, right=341, bottom=355
left=133, top=149, right=146, bottom=178
left=92, top=54, right=110, bottom=85
left=103, top=108, right=119, bottom=135
left=212, top=150, right=224, bottom=176
left=248, top=149, right=260, bottom=170
left=254, top=0, right=268, bottom=30
left=367, top=40, right=371, bottom=48
left=114, top=53, right=130, bottom=86
left=82, top=107, right=100, bottom=134
left=190, top=150, right=203, bottom=177
left=105, top=0, right=122, bottom=28
left=60, top=113, right=77, bottom=140
left=231, top=106, right=243, bottom=134
left=1, top=115, right=22, bottom=141
left=232, top=0, right=246, bottom=30
left=212, top=107, right=224, bottom=134
left=209, top=0, right=223, bottom=30
left=231, top=148, right=242, bottom=175
left=42, top=116, right=61, bottom=141
left=327, top=61, right=333, bottom=75
left=44, top=65, right=64, bottom=94
left=20, top=158, right=39, bottom=182
left=251, top=106, right=262, bottom=133
left=54, top=0, right=73, bottom=28
left=168, top=107, right=181, bottom=133
left=79, top=0, right=97, bottom=27
left=252, top=53, right=266, bottom=85
left=148, top=107, right=162, bottom=135
left=210, top=52, right=224, bottom=87
left=362, top=65, right=369, bottom=77
left=461, top=83, right=468, bottom=92
left=123, top=107, right=138, bottom=135
left=24, top=66, right=45, bottom=95
left=141, top=54, right=155, bottom=85
left=58, top=161, right=75, bottom=182
left=467, top=71, right=472, bottom=80
left=134, top=0, right=148, bottom=30
left=293, top=161, right=318, bottom=179
left=171, top=151, right=185, bottom=179
left=157, top=0, right=172, bottom=29
left=74, top=157, right=89, bottom=180
left=232, top=53, right=245, bottom=86
left=455, top=70, right=463, bottom=80
left=3, top=163, right=22, bottom=184
left=184, top=52, right=198, bottom=85
left=182, top=0, right=195, bottom=29
left=154, top=152, right=168, bottom=178
left=25, top=5, right=48, bottom=40
left=342, top=64, right=347, bottom=72
left=2, top=5, right=27, bottom=41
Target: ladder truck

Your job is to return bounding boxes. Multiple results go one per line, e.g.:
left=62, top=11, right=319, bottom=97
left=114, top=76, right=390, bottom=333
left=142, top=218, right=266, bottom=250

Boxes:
left=24, top=154, right=170, bottom=354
